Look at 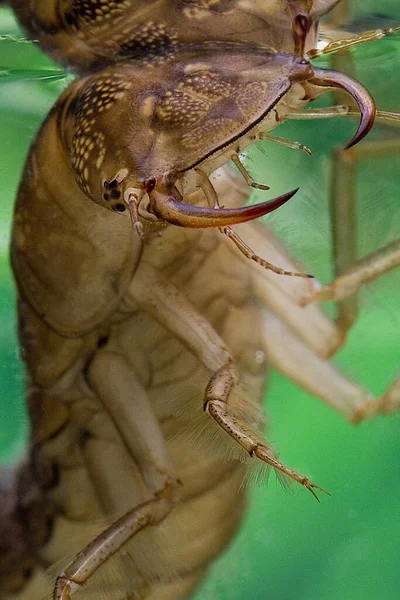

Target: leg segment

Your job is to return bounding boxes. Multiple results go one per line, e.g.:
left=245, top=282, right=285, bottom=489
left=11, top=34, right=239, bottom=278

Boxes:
left=261, top=310, right=372, bottom=420
left=301, top=238, right=400, bottom=305
left=259, top=132, right=313, bottom=156
left=203, top=362, right=328, bottom=501
left=230, top=152, right=270, bottom=190
left=221, top=225, right=313, bottom=278
left=52, top=349, right=180, bottom=598
left=127, top=261, right=326, bottom=497
left=88, top=350, right=175, bottom=495
left=54, top=481, right=174, bottom=600
left=285, top=106, right=400, bottom=124
left=285, top=105, right=351, bottom=120
left=308, top=25, right=400, bottom=60
left=196, top=168, right=311, bottom=278
left=261, top=310, right=400, bottom=424
left=300, top=139, right=400, bottom=334
left=328, top=143, right=359, bottom=333
left=231, top=220, right=344, bottom=357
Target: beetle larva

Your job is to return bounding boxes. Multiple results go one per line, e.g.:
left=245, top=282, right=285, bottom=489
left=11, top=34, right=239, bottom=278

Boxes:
left=0, top=1, right=399, bottom=599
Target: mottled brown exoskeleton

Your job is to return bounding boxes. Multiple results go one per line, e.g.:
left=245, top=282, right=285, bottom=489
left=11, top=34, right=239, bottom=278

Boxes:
left=0, top=1, right=399, bottom=599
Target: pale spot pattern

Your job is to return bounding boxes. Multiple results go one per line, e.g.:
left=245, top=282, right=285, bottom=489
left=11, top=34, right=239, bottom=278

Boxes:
left=71, top=75, right=132, bottom=193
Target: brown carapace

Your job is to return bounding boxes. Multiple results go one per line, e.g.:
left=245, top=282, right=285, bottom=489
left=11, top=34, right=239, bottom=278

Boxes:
left=1, top=1, right=399, bottom=599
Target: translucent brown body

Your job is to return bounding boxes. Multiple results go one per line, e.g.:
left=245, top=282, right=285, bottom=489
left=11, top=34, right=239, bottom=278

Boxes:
left=1, top=1, right=399, bottom=599
left=5, top=123, right=266, bottom=597
left=0, top=66, right=291, bottom=598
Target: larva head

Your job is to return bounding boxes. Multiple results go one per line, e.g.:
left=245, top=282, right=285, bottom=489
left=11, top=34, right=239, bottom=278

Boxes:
left=60, top=44, right=313, bottom=216
left=60, top=39, right=375, bottom=227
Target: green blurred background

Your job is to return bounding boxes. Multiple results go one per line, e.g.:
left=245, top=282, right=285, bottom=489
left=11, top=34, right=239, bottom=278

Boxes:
left=0, top=2, right=399, bottom=600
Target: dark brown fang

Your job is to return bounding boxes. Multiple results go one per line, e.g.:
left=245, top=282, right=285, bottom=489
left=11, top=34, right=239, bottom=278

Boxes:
left=148, top=188, right=299, bottom=229
left=309, top=67, right=376, bottom=149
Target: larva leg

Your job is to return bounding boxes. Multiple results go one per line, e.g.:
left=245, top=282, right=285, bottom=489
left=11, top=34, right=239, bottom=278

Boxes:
left=259, top=132, right=312, bottom=155
left=220, top=225, right=313, bottom=278
left=52, top=353, right=179, bottom=599
left=54, top=481, right=175, bottom=600
left=203, top=362, right=328, bottom=500
left=307, top=24, right=400, bottom=60
left=128, top=261, right=233, bottom=376
left=88, top=350, right=175, bottom=495
left=230, top=220, right=344, bottom=357
left=326, top=142, right=359, bottom=333
left=230, top=152, right=270, bottom=190
left=285, top=105, right=351, bottom=119
left=351, top=376, right=400, bottom=423
left=215, top=168, right=345, bottom=357
left=288, top=13, right=400, bottom=333
left=262, top=310, right=372, bottom=419
left=128, top=261, right=325, bottom=498
left=380, top=378, right=400, bottom=416
left=262, top=309, right=400, bottom=423
left=196, top=168, right=311, bottom=279
left=301, top=238, right=400, bottom=305
left=285, top=106, right=400, bottom=124
left=302, top=9, right=400, bottom=332
left=346, top=109, right=400, bottom=125
left=300, top=140, right=400, bottom=333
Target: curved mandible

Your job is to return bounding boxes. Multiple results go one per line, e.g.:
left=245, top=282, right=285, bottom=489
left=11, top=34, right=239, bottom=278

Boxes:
left=147, top=187, right=299, bottom=229
left=309, top=67, right=376, bottom=149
